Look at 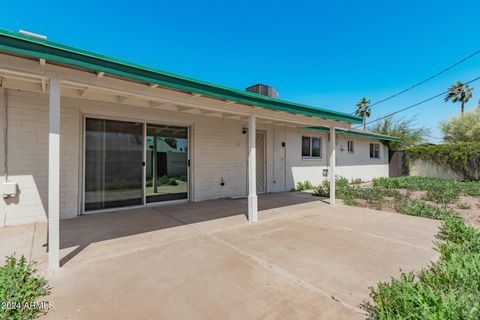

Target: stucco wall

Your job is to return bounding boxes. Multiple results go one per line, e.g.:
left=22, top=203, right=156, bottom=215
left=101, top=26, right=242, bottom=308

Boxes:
left=335, top=135, right=389, bottom=181
left=287, top=130, right=389, bottom=187
left=409, top=159, right=462, bottom=180
left=1, top=89, right=390, bottom=226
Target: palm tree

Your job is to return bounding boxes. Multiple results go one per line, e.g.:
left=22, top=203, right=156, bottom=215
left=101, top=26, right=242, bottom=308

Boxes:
left=355, top=97, right=371, bottom=130
left=444, top=81, right=474, bottom=116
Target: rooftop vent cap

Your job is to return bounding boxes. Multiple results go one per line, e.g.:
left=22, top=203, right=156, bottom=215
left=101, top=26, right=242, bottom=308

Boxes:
left=19, top=30, right=47, bottom=40
left=246, top=84, right=278, bottom=98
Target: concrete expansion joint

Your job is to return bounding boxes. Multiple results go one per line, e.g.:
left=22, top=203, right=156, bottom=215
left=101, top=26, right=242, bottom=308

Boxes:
left=158, top=210, right=363, bottom=315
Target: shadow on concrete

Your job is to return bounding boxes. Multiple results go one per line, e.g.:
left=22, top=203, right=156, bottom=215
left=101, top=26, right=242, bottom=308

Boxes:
left=59, top=192, right=321, bottom=266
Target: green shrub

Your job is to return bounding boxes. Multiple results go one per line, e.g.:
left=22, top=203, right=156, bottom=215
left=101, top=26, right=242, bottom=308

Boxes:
left=312, top=177, right=359, bottom=205
left=159, top=175, right=170, bottom=185
left=463, top=181, right=480, bottom=197
left=336, top=177, right=350, bottom=189
left=425, top=185, right=460, bottom=206
left=0, top=256, right=50, bottom=320
left=457, top=202, right=471, bottom=210
left=362, top=188, right=385, bottom=210
left=406, top=142, right=480, bottom=181
left=350, top=178, right=363, bottom=185
left=337, top=184, right=360, bottom=206
left=313, top=180, right=330, bottom=197
left=396, top=198, right=451, bottom=220
left=296, top=180, right=313, bottom=191
left=364, top=216, right=480, bottom=319
left=168, top=178, right=178, bottom=186
left=374, top=176, right=480, bottom=199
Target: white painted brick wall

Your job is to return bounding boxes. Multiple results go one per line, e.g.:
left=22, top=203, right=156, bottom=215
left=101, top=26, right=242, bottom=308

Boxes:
left=0, top=90, right=80, bottom=226
left=0, top=89, right=389, bottom=227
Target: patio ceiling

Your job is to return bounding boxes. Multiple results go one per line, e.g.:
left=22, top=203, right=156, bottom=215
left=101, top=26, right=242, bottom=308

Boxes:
left=0, top=52, right=348, bottom=128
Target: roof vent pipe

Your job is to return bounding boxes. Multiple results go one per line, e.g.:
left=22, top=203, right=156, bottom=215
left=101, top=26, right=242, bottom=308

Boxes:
left=19, top=30, right=47, bottom=40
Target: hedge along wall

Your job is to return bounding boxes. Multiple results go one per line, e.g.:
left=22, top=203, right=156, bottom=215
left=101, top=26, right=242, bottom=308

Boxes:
left=406, top=143, right=480, bottom=181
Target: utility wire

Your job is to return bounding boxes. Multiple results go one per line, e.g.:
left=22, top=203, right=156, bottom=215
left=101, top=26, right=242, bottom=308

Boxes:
left=355, top=75, right=480, bottom=128
left=351, top=48, right=480, bottom=114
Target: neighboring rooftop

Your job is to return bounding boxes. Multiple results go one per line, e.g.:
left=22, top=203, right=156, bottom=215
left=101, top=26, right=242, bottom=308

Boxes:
left=0, top=28, right=363, bottom=124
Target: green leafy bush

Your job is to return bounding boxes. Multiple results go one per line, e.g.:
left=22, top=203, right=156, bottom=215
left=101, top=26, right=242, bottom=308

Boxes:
left=374, top=176, right=480, bottom=198
left=396, top=198, right=451, bottom=220
left=363, top=188, right=385, bottom=210
left=313, top=180, right=330, bottom=197
left=406, top=142, right=480, bottom=181
left=424, top=186, right=460, bottom=206
left=457, top=202, right=471, bottom=210
left=157, top=175, right=169, bottom=185
left=168, top=178, right=178, bottom=186
left=0, top=256, right=50, bottom=320
left=364, top=216, right=480, bottom=319
left=296, top=180, right=313, bottom=191
left=350, top=178, right=363, bottom=185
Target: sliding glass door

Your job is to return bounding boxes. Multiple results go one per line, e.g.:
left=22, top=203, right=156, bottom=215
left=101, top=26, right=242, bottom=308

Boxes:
left=84, top=118, right=144, bottom=211
left=146, top=124, right=188, bottom=203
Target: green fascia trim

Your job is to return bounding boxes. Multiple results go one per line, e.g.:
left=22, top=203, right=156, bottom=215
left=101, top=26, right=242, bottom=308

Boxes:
left=305, top=126, right=402, bottom=142
left=0, top=29, right=363, bottom=124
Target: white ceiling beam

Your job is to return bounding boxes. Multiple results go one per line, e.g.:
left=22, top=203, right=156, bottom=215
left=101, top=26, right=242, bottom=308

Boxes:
left=223, top=114, right=243, bottom=120
left=0, top=55, right=343, bottom=127
left=0, top=78, right=43, bottom=92
left=117, top=96, right=129, bottom=103
left=150, top=101, right=178, bottom=111
left=39, top=59, right=46, bottom=66
left=178, top=106, right=196, bottom=112
left=200, top=109, right=222, bottom=116
left=80, top=87, right=90, bottom=98
left=41, top=78, right=47, bottom=93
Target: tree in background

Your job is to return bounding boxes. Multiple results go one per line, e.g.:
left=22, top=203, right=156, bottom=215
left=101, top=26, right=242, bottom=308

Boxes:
left=355, top=97, right=371, bottom=130
left=369, top=116, right=430, bottom=150
left=444, top=81, right=474, bottom=116
left=440, top=108, right=480, bottom=143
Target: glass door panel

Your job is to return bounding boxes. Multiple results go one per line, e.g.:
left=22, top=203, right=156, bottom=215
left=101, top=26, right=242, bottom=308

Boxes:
left=85, top=118, right=144, bottom=211
left=146, top=124, right=188, bottom=203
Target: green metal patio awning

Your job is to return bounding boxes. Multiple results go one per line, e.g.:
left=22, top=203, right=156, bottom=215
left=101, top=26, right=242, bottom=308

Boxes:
left=0, top=28, right=363, bottom=124
left=305, top=126, right=402, bottom=142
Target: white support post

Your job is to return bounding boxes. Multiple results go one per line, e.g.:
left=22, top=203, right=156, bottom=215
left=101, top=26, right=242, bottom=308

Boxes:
left=48, top=77, right=61, bottom=270
left=329, top=125, right=336, bottom=205
left=248, top=114, right=258, bottom=223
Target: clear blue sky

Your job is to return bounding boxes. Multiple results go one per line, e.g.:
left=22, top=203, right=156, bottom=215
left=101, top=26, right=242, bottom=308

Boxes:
left=2, top=0, right=480, bottom=142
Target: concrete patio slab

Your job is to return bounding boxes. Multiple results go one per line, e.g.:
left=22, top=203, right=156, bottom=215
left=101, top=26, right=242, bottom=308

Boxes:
left=46, top=234, right=361, bottom=320
left=0, top=192, right=441, bottom=319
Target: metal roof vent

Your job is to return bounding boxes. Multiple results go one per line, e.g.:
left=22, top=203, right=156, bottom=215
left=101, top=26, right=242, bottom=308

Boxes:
left=246, top=84, right=278, bottom=98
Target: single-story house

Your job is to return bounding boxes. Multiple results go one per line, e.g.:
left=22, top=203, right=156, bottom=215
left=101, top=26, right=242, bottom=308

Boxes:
left=0, top=29, right=400, bottom=269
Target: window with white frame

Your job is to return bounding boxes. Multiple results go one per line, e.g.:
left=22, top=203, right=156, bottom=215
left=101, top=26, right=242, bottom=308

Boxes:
left=347, top=140, right=354, bottom=153
left=369, top=143, right=380, bottom=159
left=302, top=136, right=321, bottom=158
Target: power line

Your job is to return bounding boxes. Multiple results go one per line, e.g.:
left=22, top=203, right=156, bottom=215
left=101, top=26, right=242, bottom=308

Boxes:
left=355, top=75, right=480, bottom=128
left=351, top=48, right=480, bottom=114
